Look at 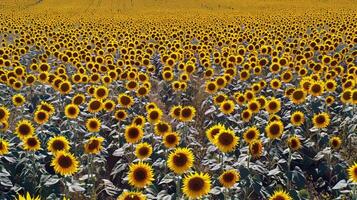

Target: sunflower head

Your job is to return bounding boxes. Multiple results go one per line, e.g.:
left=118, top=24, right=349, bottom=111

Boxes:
left=154, top=121, right=172, bottom=136
left=87, top=98, right=103, bottom=113
left=179, top=106, right=196, bottom=122
left=147, top=108, right=163, bottom=124
left=0, top=138, right=9, bottom=155
left=118, top=93, right=134, bottom=108
left=265, top=98, right=281, bottom=114
left=163, top=132, right=180, bottom=148
left=312, top=112, right=330, bottom=129
left=47, top=136, right=70, bottom=154
left=15, top=120, right=35, bottom=140
left=16, top=192, right=41, bottom=200
left=249, top=139, right=263, bottom=158
left=128, top=162, right=154, bottom=188
left=65, top=104, right=80, bottom=119
left=290, top=111, right=305, bottom=127
left=219, top=169, right=240, bottom=188
left=167, top=147, right=194, bottom=174
left=23, top=136, right=41, bottom=151
left=182, top=172, right=211, bottom=199
left=0, top=106, right=10, bottom=122
left=84, top=136, right=104, bottom=154
left=169, top=105, right=182, bottom=120
left=206, top=124, right=225, bottom=144
left=214, top=128, right=239, bottom=153
left=117, top=191, right=147, bottom=200
left=269, top=189, right=292, bottom=200
left=220, top=100, right=235, bottom=115
left=347, top=162, right=357, bottom=183
left=287, top=135, right=302, bottom=151
left=329, top=136, right=342, bottom=150
left=243, top=126, right=260, bottom=144
left=86, top=117, right=101, bottom=133
left=115, top=109, right=127, bottom=121
left=12, top=94, right=26, bottom=107
left=124, top=124, right=144, bottom=144
left=135, top=142, right=153, bottom=160
left=51, top=151, right=79, bottom=176
left=265, top=120, right=284, bottom=140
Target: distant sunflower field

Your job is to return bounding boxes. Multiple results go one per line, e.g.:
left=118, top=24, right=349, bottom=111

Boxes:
left=0, top=0, right=356, bottom=199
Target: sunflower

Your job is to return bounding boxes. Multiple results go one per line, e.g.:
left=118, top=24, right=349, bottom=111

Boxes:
left=265, top=120, right=284, bottom=140
left=329, top=136, right=342, bottom=150
left=340, top=89, right=352, bottom=104
left=64, top=104, right=80, bottom=119
left=241, top=109, right=252, bottom=122
left=213, top=93, right=227, bottom=105
left=287, top=135, right=301, bottom=151
left=0, top=138, right=9, bottom=155
left=290, top=89, right=306, bottom=104
left=169, top=105, right=182, bottom=120
left=94, top=86, right=109, bottom=100
left=220, top=100, right=235, bottom=115
left=72, top=94, right=86, bottom=105
left=270, top=79, right=281, bottom=90
left=87, top=99, right=103, bottom=113
left=249, top=139, right=263, bottom=158
left=205, top=81, right=218, bottom=94
left=325, top=80, right=337, bottom=92
left=265, top=98, right=281, bottom=114
left=114, top=109, right=127, bottom=121
left=0, top=106, right=10, bottom=122
left=84, top=136, right=104, bottom=154
left=33, top=110, right=49, bottom=125
left=243, top=126, right=260, bottom=144
left=23, top=136, right=41, bottom=151
left=137, top=86, right=149, bottom=97
left=145, top=102, right=158, bottom=111
left=58, top=81, right=72, bottom=94
left=325, top=96, right=335, bottom=105
left=205, top=124, right=225, bottom=144
left=180, top=106, right=196, bottom=122
left=125, top=124, right=144, bottom=143
left=269, top=190, right=292, bottom=200
left=309, top=81, right=324, bottom=97
left=103, top=99, right=116, bottom=112
left=247, top=100, right=260, bottom=113
left=290, top=111, right=304, bottom=126
left=0, top=121, right=9, bottom=132
left=15, top=120, right=35, bottom=140
left=154, top=121, right=172, bottom=136
left=219, top=169, right=240, bottom=188
left=51, top=151, right=79, bottom=176
left=163, top=132, right=180, bottom=148
left=312, top=112, right=330, bottom=129
left=182, top=172, right=211, bottom=199
left=47, top=136, right=70, bottom=154
left=135, top=142, right=153, bottom=160
left=167, top=147, right=194, bottom=174
left=86, top=117, right=101, bottom=133
left=214, top=128, right=239, bottom=153
left=118, top=93, right=134, bottom=108
left=127, top=162, right=154, bottom=188
left=16, top=192, right=41, bottom=200
left=147, top=108, right=163, bottom=124
left=347, top=162, right=357, bottom=183
left=117, top=191, right=147, bottom=200
left=132, top=115, right=146, bottom=127
left=38, top=101, right=55, bottom=116
left=12, top=94, right=26, bottom=107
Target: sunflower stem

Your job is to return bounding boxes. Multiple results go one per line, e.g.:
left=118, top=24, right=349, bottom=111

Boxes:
left=287, top=148, right=292, bottom=190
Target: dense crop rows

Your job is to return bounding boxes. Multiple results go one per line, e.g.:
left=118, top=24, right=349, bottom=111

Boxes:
left=0, top=0, right=356, bottom=199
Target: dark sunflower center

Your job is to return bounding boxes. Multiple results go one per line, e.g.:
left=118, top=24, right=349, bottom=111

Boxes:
left=343, top=92, right=351, bottom=100
left=19, top=124, right=30, bottom=135
left=251, top=143, right=261, bottom=154
left=246, top=130, right=256, bottom=140
left=89, top=121, right=98, bottom=129
left=149, top=111, right=159, bottom=120
left=37, top=112, right=47, bottom=120
left=166, top=134, right=177, bottom=144
left=290, top=139, right=298, bottom=148
left=90, top=101, right=101, bottom=110
left=60, top=83, right=70, bottom=92
left=27, top=138, right=38, bottom=147
left=68, top=107, right=77, bottom=115
left=96, top=89, right=106, bottom=97
left=15, top=97, right=23, bottom=103
left=0, top=110, right=5, bottom=119
left=173, top=108, right=181, bottom=116
left=293, top=91, right=303, bottom=100
left=293, top=115, right=301, bottom=122
left=311, top=84, right=321, bottom=93
left=269, top=102, right=277, bottom=110
left=173, top=153, right=188, bottom=167
left=120, top=96, right=131, bottom=105
left=128, top=128, right=139, bottom=138
left=272, top=194, right=286, bottom=200
left=157, top=124, right=169, bottom=133
left=116, top=111, right=125, bottom=119
left=218, top=132, right=234, bottom=146
left=128, top=82, right=137, bottom=89
left=223, top=103, right=232, bottom=111
left=133, top=168, right=148, bottom=182
left=188, top=177, right=205, bottom=191
left=249, top=103, right=257, bottom=111
left=88, top=140, right=99, bottom=150
left=223, top=172, right=235, bottom=182
left=58, top=155, right=73, bottom=168
left=138, top=147, right=149, bottom=156
left=124, top=195, right=140, bottom=200
left=269, top=124, right=280, bottom=135
left=181, top=108, right=192, bottom=118
left=316, top=115, right=325, bottom=124
left=73, top=97, right=83, bottom=105
left=52, top=140, right=65, bottom=150
left=216, top=96, right=225, bottom=103
left=243, top=111, right=250, bottom=118
left=138, top=88, right=147, bottom=95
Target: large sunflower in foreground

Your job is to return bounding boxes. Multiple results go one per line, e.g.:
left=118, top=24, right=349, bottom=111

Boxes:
left=269, top=189, right=292, bottom=200
left=214, top=128, right=239, bottom=153
left=16, top=192, right=41, bottom=200
left=219, top=169, right=240, bottom=188
left=51, top=151, right=79, bottom=176
left=15, top=119, right=35, bottom=140
left=182, top=172, right=211, bottom=199
left=347, top=162, right=357, bottom=183
left=117, top=191, right=146, bottom=200
left=167, top=147, right=194, bottom=174
left=312, top=112, right=330, bottom=129
left=127, top=162, right=154, bottom=188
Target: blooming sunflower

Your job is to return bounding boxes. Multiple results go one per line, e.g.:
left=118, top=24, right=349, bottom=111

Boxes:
left=213, top=93, right=227, bottom=105
left=163, top=132, right=180, bottom=148
left=347, top=162, right=357, bottom=183
left=220, top=100, right=235, bottom=115
left=214, top=128, right=239, bottom=153
left=247, top=100, right=260, bottom=113
left=329, top=136, right=342, bottom=150
left=309, top=81, right=325, bottom=97
left=118, top=93, right=134, bottom=108
left=269, top=189, right=292, bottom=200
left=47, top=136, right=70, bottom=154
left=103, top=100, right=116, bottom=112
left=94, top=86, right=109, bottom=100
left=180, top=106, right=196, bottom=122
left=128, top=162, right=154, bottom=188
left=16, top=192, right=41, bottom=200
left=147, top=108, right=163, bottom=124
left=86, top=117, right=101, bottom=133
left=87, top=98, right=103, bottom=113
left=0, top=106, right=10, bottom=122
left=241, top=109, right=252, bottom=122
left=12, top=94, right=26, bottom=107
left=72, top=93, right=86, bottom=105
left=249, top=139, right=263, bottom=158
left=265, top=120, right=284, bottom=140
left=182, top=172, right=211, bottom=199
left=84, top=136, right=104, bottom=154
left=15, top=120, right=35, bottom=140
left=290, top=111, right=304, bottom=126
left=265, top=98, right=281, bottom=114
left=290, top=89, right=306, bottom=104
left=23, top=136, right=41, bottom=151
left=287, top=135, right=302, bottom=151
left=124, top=124, right=144, bottom=143
left=0, top=138, right=9, bottom=155
left=154, top=121, right=172, bottom=136
left=34, top=110, right=49, bottom=125
left=117, top=191, right=146, bottom=200
left=169, top=105, right=182, bottom=120
left=51, top=151, right=79, bottom=176
left=64, top=104, right=80, bottom=119
left=114, top=109, right=127, bottom=121
left=219, top=169, right=240, bottom=188
left=135, top=142, right=153, bottom=160
left=37, top=101, right=55, bottom=116
left=132, top=115, right=146, bottom=127
left=312, top=112, right=330, bottom=129
left=205, top=124, right=225, bottom=144
left=243, top=126, right=260, bottom=144
left=167, top=147, right=194, bottom=174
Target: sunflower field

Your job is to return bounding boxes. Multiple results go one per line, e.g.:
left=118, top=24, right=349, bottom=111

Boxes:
left=0, top=0, right=356, bottom=199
